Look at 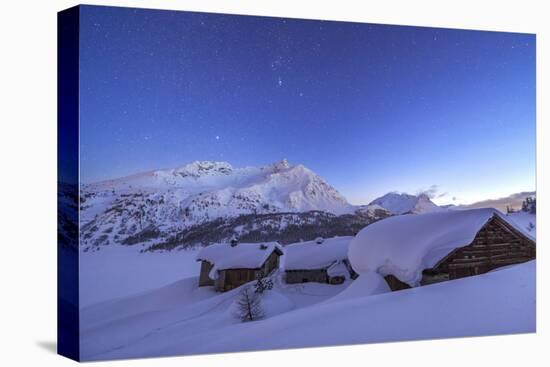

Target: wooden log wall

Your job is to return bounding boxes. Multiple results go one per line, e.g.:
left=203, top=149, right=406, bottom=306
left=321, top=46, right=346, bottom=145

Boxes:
left=434, top=216, right=535, bottom=280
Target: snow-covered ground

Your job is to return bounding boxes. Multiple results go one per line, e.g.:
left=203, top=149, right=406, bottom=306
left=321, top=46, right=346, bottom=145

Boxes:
left=79, top=259, right=535, bottom=361
left=505, top=211, right=536, bottom=236
left=80, top=272, right=351, bottom=361
left=77, top=206, right=536, bottom=361
left=79, top=246, right=202, bottom=307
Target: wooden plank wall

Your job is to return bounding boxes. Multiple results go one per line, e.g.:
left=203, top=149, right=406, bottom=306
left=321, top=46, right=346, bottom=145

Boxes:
left=198, top=261, right=214, bottom=286
left=437, top=217, right=535, bottom=280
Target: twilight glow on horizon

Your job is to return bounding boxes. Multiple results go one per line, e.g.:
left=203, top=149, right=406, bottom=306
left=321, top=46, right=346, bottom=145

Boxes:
left=79, top=6, right=535, bottom=206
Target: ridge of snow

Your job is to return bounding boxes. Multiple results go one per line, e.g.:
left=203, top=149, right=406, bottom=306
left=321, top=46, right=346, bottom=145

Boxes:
left=169, top=160, right=234, bottom=178
left=324, top=271, right=390, bottom=303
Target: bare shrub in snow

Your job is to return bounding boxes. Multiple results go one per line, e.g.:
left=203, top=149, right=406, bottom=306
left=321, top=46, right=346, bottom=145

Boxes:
left=234, top=285, right=264, bottom=322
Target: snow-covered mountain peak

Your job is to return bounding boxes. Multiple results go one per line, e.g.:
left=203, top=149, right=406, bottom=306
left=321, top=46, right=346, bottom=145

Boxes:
left=166, top=160, right=233, bottom=178
left=369, top=192, right=442, bottom=215
left=80, top=160, right=358, bottom=250
left=264, top=158, right=291, bottom=172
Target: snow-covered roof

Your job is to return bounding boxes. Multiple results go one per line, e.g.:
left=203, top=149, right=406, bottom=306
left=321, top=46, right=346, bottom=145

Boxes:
left=284, top=236, right=353, bottom=270
left=326, top=261, right=349, bottom=278
left=196, top=242, right=282, bottom=271
left=349, top=208, right=509, bottom=287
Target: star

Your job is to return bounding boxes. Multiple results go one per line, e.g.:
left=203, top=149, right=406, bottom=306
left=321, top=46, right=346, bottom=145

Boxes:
left=215, top=135, right=220, bottom=140
left=277, top=77, right=283, bottom=87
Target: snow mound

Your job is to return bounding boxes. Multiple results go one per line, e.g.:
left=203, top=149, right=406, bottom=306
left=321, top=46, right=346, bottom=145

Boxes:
left=227, top=289, right=295, bottom=319
left=284, top=236, right=353, bottom=270
left=326, top=261, right=349, bottom=277
left=325, top=271, right=390, bottom=303
left=349, top=208, right=498, bottom=286
left=197, top=242, right=282, bottom=272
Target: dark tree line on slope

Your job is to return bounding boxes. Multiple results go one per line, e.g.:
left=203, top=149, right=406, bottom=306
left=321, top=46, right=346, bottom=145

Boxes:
left=145, top=210, right=387, bottom=252
left=506, top=196, right=536, bottom=214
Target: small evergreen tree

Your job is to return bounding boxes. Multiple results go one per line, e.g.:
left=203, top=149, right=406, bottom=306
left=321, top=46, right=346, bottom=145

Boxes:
left=521, top=197, right=536, bottom=214
left=254, top=271, right=274, bottom=294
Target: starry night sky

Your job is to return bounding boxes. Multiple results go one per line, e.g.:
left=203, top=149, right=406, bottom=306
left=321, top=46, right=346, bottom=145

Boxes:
left=79, top=5, right=535, bottom=205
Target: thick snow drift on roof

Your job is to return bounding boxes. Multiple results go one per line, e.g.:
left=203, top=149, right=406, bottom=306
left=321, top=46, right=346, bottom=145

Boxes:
left=349, top=208, right=498, bottom=286
left=196, top=242, right=282, bottom=271
left=284, top=236, right=353, bottom=270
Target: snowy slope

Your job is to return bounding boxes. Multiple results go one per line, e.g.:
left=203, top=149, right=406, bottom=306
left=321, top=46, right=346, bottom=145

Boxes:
left=80, top=245, right=202, bottom=307
left=80, top=273, right=351, bottom=360
left=80, top=160, right=356, bottom=250
left=369, top=192, right=442, bottom=214
left=79, top=261, right=535, bottom=360
left=182, top=261, right=535, bottom=355
left=505, top=211, right=536, bottom=237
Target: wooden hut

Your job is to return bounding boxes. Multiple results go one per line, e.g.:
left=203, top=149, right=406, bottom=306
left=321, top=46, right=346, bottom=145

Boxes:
left=284, top=236, right=356, bottom=285
left=196, top=242, right=283, bottom=292
left=372, top=211, right=536, bottom=291
left=419, top=214, right=535, bottom=285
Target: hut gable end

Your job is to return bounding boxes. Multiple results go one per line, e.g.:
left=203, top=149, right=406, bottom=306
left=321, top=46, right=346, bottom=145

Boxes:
left=196, top=242, right=283, bottom=292
left=425, top=215, right=536, bottom=283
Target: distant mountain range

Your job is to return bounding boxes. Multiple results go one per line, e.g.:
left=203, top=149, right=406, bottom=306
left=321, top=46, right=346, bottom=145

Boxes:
left=79, top=160, right=397, bottom=251
left=367, top=192, right=442, bottom=215
left=75, top=159, right=512, bottom=252
left=456, top=191, right=536, bottom=212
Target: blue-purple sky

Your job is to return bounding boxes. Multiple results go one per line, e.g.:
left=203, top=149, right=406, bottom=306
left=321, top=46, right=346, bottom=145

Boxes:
left=79, top=5, right=536, bottom=205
